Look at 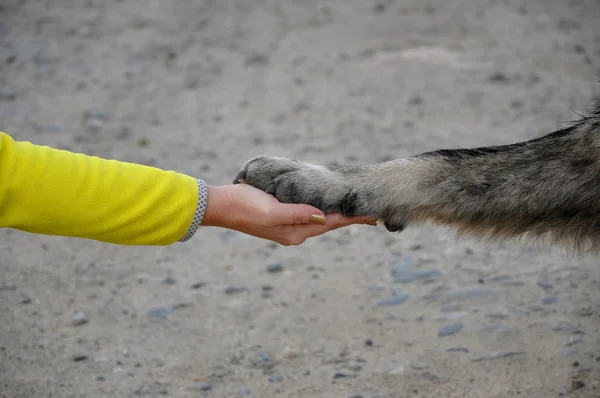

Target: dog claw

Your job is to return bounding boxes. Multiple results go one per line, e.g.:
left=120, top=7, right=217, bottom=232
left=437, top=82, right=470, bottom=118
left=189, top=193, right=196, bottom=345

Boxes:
left=384, top=222, right=405, bottom=233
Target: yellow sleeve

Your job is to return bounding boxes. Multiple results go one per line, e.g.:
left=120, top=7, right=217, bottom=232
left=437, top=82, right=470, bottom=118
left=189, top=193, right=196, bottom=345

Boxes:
left=0, top=131, right=199, bottom=245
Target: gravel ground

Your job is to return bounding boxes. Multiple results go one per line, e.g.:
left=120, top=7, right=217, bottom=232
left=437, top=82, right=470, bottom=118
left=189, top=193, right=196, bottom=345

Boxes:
left=1, top=0, right=599, bottom=397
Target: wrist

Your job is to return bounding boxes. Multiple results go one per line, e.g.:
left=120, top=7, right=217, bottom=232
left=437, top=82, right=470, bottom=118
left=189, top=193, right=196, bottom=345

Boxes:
left=201, top=185, right=235, bottom=229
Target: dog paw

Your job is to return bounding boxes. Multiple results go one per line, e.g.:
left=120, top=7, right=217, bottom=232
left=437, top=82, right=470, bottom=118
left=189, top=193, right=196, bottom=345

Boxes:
left=233, top=155, right=362, bottom=216
left=234, top=155, right=415, bottom=232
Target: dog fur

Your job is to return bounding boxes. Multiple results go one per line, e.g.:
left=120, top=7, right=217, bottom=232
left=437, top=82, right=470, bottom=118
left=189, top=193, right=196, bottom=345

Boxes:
left=234, top=96, right=600, bottom=252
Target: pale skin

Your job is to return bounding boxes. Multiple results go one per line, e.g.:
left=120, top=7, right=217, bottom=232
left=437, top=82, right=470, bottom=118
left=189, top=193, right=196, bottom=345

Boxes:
left=201, top=183, right=378, bottom=246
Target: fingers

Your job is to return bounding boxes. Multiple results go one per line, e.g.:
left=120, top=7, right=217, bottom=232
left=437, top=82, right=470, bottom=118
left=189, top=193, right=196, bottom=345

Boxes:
left=266, top=202, right=377, bottom=245
left=282, top=214, right=377, bottom=245
left=323, top=214, right=378, bottom=230
left=270, top=202, right=377, bottom=227
left=270, top=203, right=327, bottom=226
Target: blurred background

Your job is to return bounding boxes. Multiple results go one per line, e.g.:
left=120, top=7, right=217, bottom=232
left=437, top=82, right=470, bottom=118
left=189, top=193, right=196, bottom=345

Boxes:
left=1, top=0, right=599, bottom=397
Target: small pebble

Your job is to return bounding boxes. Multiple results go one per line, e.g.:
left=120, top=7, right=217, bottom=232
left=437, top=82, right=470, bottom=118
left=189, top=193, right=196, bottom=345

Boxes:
left=411, top=363, right=426, bottom=370
left=444, top=287, right=494, bottom=303
left=438, top=323, right=464, bottom=337
left=348, top=395, right=364, bottom=398
left=440, top=303, right=462, bottom=313
left=510, top=99, right=524, bottom=109
left=239, top=388, right=251, bottom=396
left=408, top=95, right=423, bottom=106
left=528, top=73, right=542, bottom=85
left=245, top=53, right=270, bottom=66
left=147, top=307, right=174, bottom=319
left=373, top=3, right=386, bottom=13
left=446, top=347, right=469, bottom=353
left=471, top=351, right=524, bottom=362
left=85, top=119, right=102, bottom=134
left=199, top=382, right=212, bottom=391
left=488, top=72, right=510, bottom=83
left=219, top=230, right=240, bottom=242
left=35, top=124, right=60, bottom=134
left=485, top=313, right=508, bottom=320
left=115, top=127, right=131, bottom=140
left=393, top=269, right=441, bottom=284
left=432, top=311, right=469, bottom=321
left=566, top=337, right=584, bottom=347
left=552, top=323, right=584, bottom=335
left=172, top=303, right=190, bottom=311
left=345, top=364, right=363, bottom=372
left=378, top=294, right=410, bottom=307
left=257, top=351, right=273, bottom=362
left=266, top=263, right=283, bottom=273
left=72, top=311, right=88, bottom=326
left=284, top=348, right=300, bottom=359
left=0, top=85, right=16, bottom=100
left=502, top=280, right=525, bottom=287
left=537, top=280, right=553, bottom=289
left=480, top=324, right=516, bottom=335
left=541, top=296, right=559, bottom=305
left=211, top=369, right=230, bottom=379
left=83, top=108, right=109, bottom=121
left=162, top=276, right=177, bottom=285
left=268, top=375, right=282, bottom=382
left=225, top=286, right=248, bottom=295
left=421, top=371, right=439, bottom=382
left=577, top=306, right=593, bottom=317
left=252, top=351, right=276, bottom=369
left=191, top=282, right=206, bottom=289
left=270, top=112, right=286, bottom=124
left=72, top=354, right=89, bottom=362
left=557, top=19, right=580, bottom=30
left=96, top=375, right=105, bottom=381
left=488, top=275, right=512, bottom=282
left=526, top=305, right=544, bottom=313
left=392, top=255, right=413, bottom=271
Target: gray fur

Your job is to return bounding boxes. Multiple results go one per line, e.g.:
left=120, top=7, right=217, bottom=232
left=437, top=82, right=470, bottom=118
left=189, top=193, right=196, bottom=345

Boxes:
left=234, top=96, right=600, bottom=252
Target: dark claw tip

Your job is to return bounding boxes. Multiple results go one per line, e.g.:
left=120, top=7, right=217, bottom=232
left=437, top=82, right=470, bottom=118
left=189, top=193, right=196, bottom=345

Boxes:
left=233, top=170, right=247, bottom=184
left=384, top=222, right=405, bottom=233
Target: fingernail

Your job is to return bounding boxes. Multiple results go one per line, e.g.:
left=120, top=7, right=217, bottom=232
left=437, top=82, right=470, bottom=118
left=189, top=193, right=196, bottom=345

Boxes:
left=310, top=214, right=326, bottom=225
left=367, top=218, right=378, bottom=226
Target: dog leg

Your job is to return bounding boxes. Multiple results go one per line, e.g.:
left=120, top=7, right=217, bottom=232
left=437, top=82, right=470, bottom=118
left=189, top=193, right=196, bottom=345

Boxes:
left=235, top=97, right=600, bottom=250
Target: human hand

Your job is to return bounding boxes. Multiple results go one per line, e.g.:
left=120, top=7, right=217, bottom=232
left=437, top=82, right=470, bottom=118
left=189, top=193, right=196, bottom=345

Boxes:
left=201, top=183, right=377, bottom=246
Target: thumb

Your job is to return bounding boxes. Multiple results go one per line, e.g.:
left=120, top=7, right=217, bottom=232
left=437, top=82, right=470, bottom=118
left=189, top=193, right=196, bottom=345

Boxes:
left=272, top=203, right=327, bottom=225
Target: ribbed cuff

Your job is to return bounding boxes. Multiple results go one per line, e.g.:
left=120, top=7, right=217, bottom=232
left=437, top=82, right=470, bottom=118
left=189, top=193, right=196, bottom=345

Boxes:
left=178, top=179, right=208, bottom=242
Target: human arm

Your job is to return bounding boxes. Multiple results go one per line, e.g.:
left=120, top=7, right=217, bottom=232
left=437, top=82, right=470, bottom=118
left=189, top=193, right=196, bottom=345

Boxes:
left=0, top=132, right=375, bottom=246
left=0, top=131, right=198, bottom=245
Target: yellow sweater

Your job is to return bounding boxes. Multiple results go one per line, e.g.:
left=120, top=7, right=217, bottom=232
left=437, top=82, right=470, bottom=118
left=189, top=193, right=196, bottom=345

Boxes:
left=0, top=132, right=199, bottom=245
